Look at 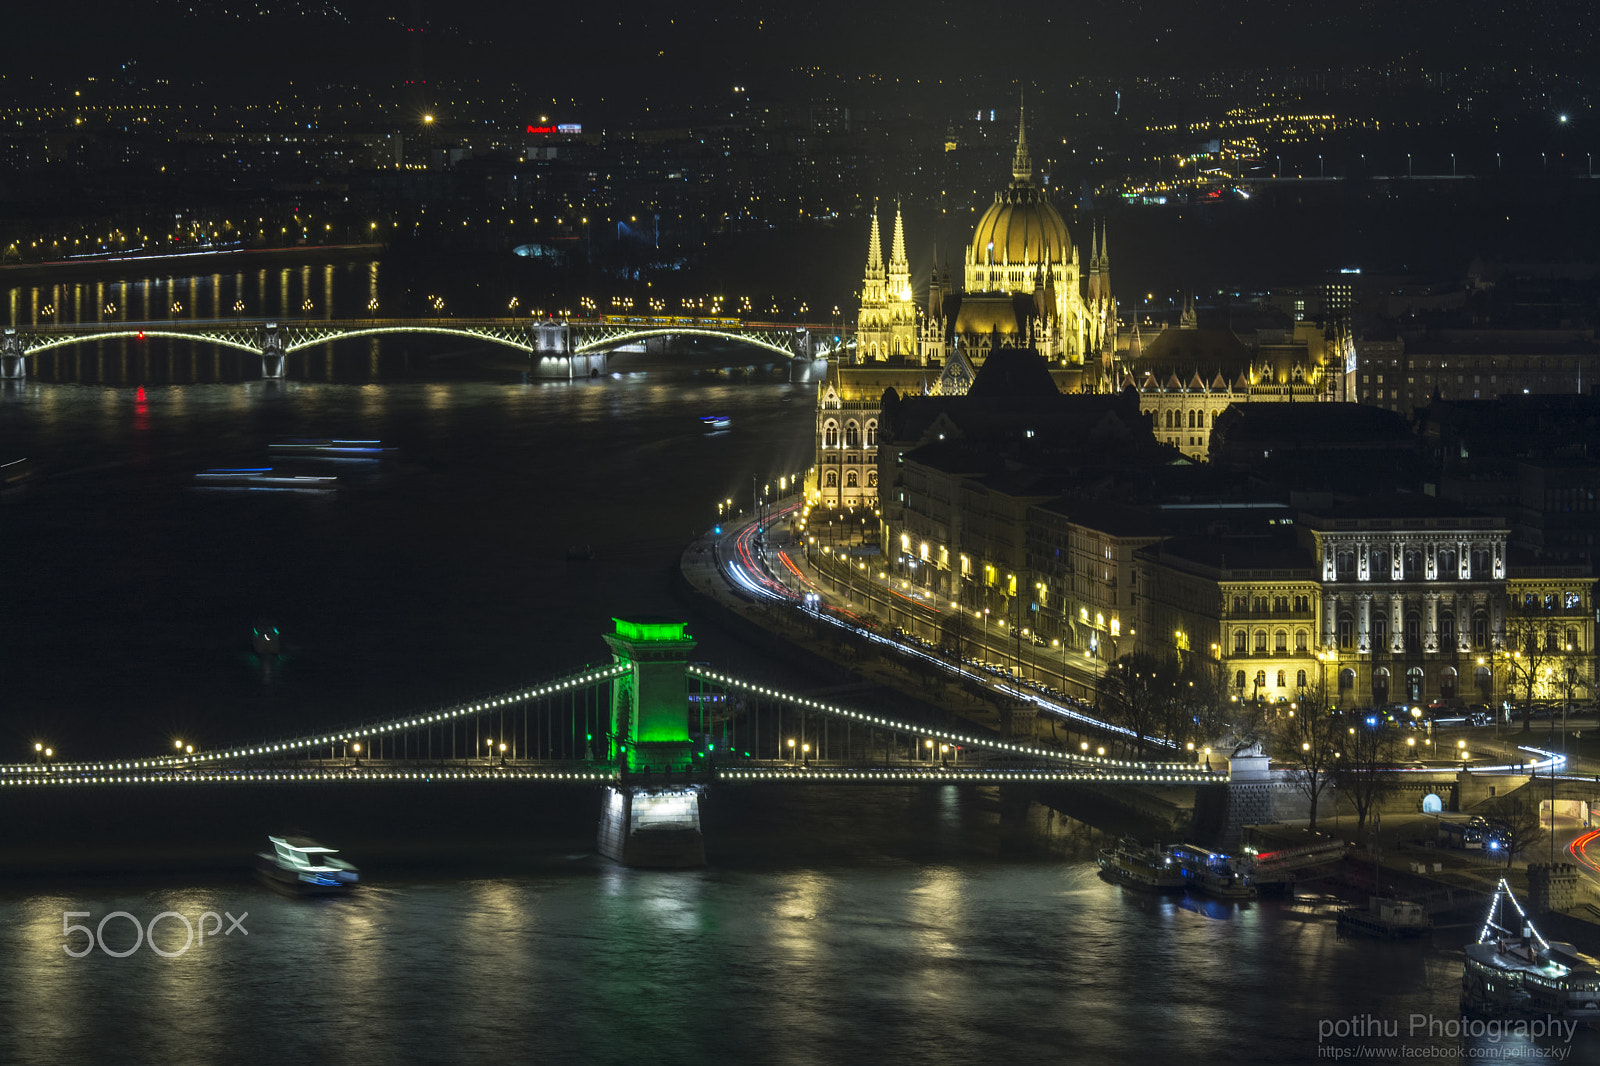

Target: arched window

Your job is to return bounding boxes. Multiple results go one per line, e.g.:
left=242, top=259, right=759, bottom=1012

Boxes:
left=1164, top=410, right=1174, bottom=429
left=1234, top=630, right=1247, bottom=654
left=1254, top=630, right=1267, bottom=653
left=1440, top=615, right=1456, bottom=649
left=1404, top=550, right=1421, bottom=579
left=1406, top=666, right=1424, bottom=700
left=824, top=471, right=838, bottom=487
left=824, top=421, right=839, bottom=448
left=1339, top=668, right=1355, bottom=692
left=866, top=421, right=878, bottom=447
left=1296, top=669, right=1307, bottom=689
left=1274, top=630, right=1288, bottom=653
left=1475, top=665, right=1492, bottom=699
left=1471, top=549, right=1490, bottom=578
left=1404, top=613, right=1421, bottom=653
left=1439, top=549, right=1457, bottom=575
left=1472, top=612, right=1488, bottom=650
left=846, top=471, right=858, bottom=488
left=1338, top=614, right=1354, bottom=649
left=1198, top=410, right=1207, bottom=428
left=1187, top=409, right=1196, bottom=428
left=1545, top=629, right=1558, bottom=652
left=1370, top=550, right=1389, bottom=579
left=1254, top=670, right=1267, bottom=690
left=1235, top=670, right=1246, bottom=689
left=1276, top=670, right=1287, bottom=688
left=844, top=421, right=861, bottom=448
left=1440, top=667, right=1458, bottom=699
left=867, top=470, right=878, bottom=488
left=1566, top=627, right=1579, bottom=651
left=1373, top=614, right=1389, bottom=648
left=1336, top=551, right=1355, bottom=578
left=1372, top=667, right=1391, bottom=702
left=1295, top=630, right=1308, bottom=652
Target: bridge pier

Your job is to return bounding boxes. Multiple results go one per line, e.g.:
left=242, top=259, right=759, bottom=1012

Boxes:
left=1, top=329, right=25, bottom=380
left=597, top=784, right=707, bottom=868
left=595, top=617, right=708, bottom=866
left=529, top=320, right=603, bottom=379
left=260, top=324, right=286, bottom=379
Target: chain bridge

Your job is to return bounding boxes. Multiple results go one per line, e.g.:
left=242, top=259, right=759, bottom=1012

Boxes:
left=1, top=618, right=1219, bottom=866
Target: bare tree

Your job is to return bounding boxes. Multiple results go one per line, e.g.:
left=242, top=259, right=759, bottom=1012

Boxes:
left=1484, top=795, right=1545, bottom=869
left=1097, top=652, right=1173, bottom=759
left=1275, top=680, right=1343, bottom=830
left=1501, top=597, right=1562, bottom=735
left=1331, top=713, right=1402, bottom=837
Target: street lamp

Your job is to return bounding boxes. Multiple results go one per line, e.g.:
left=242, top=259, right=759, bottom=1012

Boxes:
left=788, top=738, right=796, bottom=764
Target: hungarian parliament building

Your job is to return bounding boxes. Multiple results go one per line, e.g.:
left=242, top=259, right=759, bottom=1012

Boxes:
left=806, top=107, right=1596, bottom=712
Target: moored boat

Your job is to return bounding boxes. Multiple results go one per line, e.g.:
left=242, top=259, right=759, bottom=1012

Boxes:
left=255, top=835, right=360, bottom=896
left=1098, top=837, right=1186, bottom=891
left=1461, top=878, right=1600, bottom=1022
left=1337, top=896, right=1432, bottom=938
left=1168, top=843, right=1257, bottom=901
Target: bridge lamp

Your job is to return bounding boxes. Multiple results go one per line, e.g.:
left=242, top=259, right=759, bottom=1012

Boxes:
left=787, top=739, right=796, bottom=760
left=185, top=745, right=193, bottom=754
left=1407, top=737, right=1416, bottom=748
left=1081, top=742, right=1090, bottom=752
left=45, top=748, right=52, bottom=759
left=1097, top=747, right=1106, bottom=757
left=174, top=739, right=183, bottom=750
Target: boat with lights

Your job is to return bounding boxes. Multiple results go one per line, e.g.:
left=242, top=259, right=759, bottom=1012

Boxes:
left=1168, top=843, right=1257, bottom=901
left=1461, top=879, right=1600, bottom=1020
left=699, top=414, right=731, bottom=430
left=255, top=835, right=360, bottom=896
left=268, top=438, right=393, bottom=458
left=194, top=467, right=339, bottom=491
left=1097, top=837, right=1186, bottom=891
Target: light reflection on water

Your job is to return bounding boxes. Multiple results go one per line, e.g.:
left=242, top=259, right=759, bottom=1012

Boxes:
left=0, top=340, right=1595, bottom=1064
left=1, top=829, right=1595, bottom=1066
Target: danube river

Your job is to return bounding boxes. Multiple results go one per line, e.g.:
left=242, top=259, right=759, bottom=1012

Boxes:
left=0, top=269, right=1592, bottom=1064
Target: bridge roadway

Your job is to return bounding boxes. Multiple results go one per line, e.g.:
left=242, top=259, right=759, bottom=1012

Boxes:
left=0, top=315, right=854, bottom=379
left=0, top=660, right=1216, bottom=790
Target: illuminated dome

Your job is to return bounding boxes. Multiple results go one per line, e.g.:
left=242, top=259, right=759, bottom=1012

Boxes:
left=970, top=190, right=1070, bottom=266
left=967, top=105, right=1072, bottom=268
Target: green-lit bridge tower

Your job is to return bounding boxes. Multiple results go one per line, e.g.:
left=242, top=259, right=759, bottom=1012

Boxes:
left=596, top=617, right=706, bottom=867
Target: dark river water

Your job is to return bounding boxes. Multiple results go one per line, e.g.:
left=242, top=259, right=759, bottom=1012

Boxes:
left=0, top=261, right=1593, bottom=1065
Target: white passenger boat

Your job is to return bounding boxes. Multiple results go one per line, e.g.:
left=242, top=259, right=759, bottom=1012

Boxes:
left=255, top=835, right=360, bottom=896
left=1098, top=837, right=1186, bottom=891
left=1461, top=879, right=1600, bottom=1021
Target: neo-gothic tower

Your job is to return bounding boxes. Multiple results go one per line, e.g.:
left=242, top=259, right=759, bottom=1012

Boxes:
left=856, top=207, right=891, bottom=361
left=886, top=203, right=917, bottom=358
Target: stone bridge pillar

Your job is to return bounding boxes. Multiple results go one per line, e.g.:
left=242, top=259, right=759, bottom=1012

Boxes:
left=596, top=617, right=706, bottom=867
left=1, top=328, right=25, bottom=380
left=530, top=320, right=594, bottom=379
left=1220, top=749, right=1274, bottom=849
left=260, top=324, right=286, bottom=379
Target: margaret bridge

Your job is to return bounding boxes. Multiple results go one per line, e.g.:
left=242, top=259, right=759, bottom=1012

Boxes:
left=0, top=316, right=856, bottom=382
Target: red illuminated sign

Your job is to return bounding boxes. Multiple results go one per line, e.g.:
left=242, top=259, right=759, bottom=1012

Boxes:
left=526, top=124, right=582, bottom=134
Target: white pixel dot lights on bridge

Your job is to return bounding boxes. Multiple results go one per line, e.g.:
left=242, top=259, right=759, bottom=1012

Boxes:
left=2, top=663, right=1227, bottom=786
